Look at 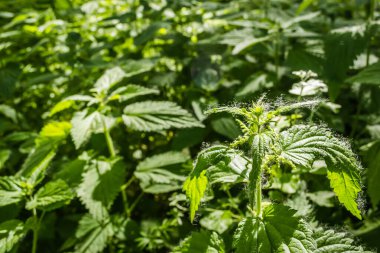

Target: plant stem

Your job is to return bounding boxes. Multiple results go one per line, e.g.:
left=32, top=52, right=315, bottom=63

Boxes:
left=128, top=192, right=144, bottom=216
left=31, top=209, right=38, bottom=253
left=101, top=115, right=116, bottom=157
left=255, top=175, right=262, bottom=217
left=120, top=176, right=135, bottom=217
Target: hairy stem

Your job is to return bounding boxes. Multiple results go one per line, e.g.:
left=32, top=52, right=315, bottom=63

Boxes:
left=255, top=174, right=262, bottom=217
left=101, top=115, right=116, bottom=157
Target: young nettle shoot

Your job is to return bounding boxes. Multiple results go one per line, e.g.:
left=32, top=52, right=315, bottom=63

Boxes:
left=183, top=98, right=365, bottom=252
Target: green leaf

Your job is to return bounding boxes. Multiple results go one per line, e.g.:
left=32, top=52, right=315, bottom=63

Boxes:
left=174, top=230, right=225, bottom=253
left=135, top=151, right=190, bottom=194
left=183, top=145, right=249, bottom=222
left=0, top=149, right=11, bottom=170
left=108, top=84, right=159, bottom=102
left=26, top=179, right=74, bottom=211
left=365, top=142, right=380, bottom=207
left=70, top=110, right=100, bottom=149
left=324, top=26, right=368, bottom=97
left=0, top=177, right=25, bottom=207
left=0, top=105, right=17, bottom=123
left=122, top=101, right=204, bottom=132
left=93, top=66, right=126, bottom=92
left=74, top=215, right=114, bottom=253
left=49, top=95, right=96, bottom=116
left=347, top=61, right=380, bottom=85
left=17, top=122, right=71, bottom=185
left=279, top=125, right=362, bottom=219
left=211, top=116, right=241, bottom=140
left=200, top=210, right=234, bottom=234
left=233, top=204, right=316, bottom=253
left=313, top=228, right=371, bottom=252
left=0, top=220, right=25, bottom=253
left=77, top=157, right=126, bottom=221
left=232, top=36, right=270, bottom=55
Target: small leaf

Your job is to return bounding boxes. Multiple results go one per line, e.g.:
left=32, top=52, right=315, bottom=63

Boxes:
left=233, top=204, right=316, bottom=253
left=123, top=101, right=204, bottom=132
left=26, top=179, right=74, bottom=211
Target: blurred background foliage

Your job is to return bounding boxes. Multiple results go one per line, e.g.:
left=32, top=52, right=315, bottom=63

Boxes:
left=0, top=0, right=380, bottom=252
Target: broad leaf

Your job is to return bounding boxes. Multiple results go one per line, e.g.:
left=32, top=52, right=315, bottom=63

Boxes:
left=74, top=215, right=114, bottom=253
left=183, top=145, right=249, bottom=222
left=279, top=125, right=362, bottom=219
left=77, top=157, right=126, bottom=221
left=26, top=179, right=74, bottom=211
left=233, top=204, right=316, bottom=253
left=122, top=101, right=204, bottom=132
left=0, top=177, right=25, bottom=207
left=0, top=220, right=25, bottom=253
left=135, top=151, right=190, bottom=194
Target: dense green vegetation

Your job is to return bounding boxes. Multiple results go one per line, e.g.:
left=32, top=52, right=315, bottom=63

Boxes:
left=1, top=0, right=380, bottom=252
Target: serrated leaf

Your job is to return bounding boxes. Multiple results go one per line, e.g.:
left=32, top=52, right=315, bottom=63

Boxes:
left=122, top=101, right=204, bottom=132
left=108, top=84, right=159, bottom=102
left=0, top=220, right=25, bottom=253
left=183, top=145, right=249, bottom=222
left=313, top=228, right=371, bottom=252
left=94, top=66, right=126, bottom=92
left=77, top=157, right=126, bottom=221
left=279, top=125, right=362, bottom=219
left=174, top=230, right=225, bottom=253
left=26, top=179, right=73, bottom=211
left=70, top=110, right=100, bottom=149
left=0, top=177, right=25, bottom=207
left=233, top=204, right=316, bottom=253
left=135, top=151, right=190, bottom=194
left=74, top=215, right=114, bottom=253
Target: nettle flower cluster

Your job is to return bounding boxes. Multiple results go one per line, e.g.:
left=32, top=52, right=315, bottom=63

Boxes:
left=182, top=98, right=369, bottom=252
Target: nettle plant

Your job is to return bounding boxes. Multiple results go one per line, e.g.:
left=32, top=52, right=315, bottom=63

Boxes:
left=182, top=98, right=370, bottom=252
left=0, top=67, right=203, bottom=253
